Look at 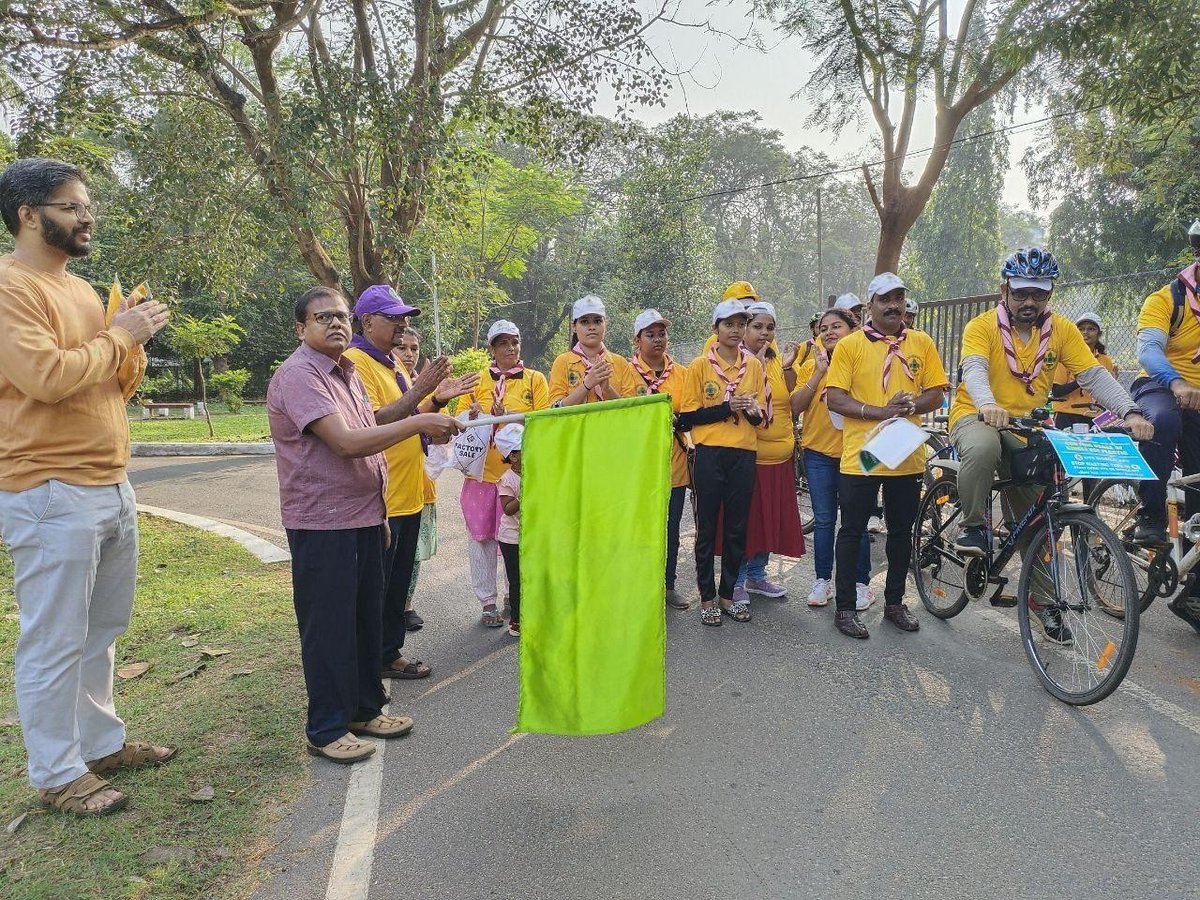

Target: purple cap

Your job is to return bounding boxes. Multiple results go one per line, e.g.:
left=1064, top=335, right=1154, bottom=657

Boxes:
left=354, top=284, right=420, bottom=318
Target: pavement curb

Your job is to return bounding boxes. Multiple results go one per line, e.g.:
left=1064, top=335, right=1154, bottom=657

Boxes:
left=132, top=442, right=275, bottom=457
left=137, top=504, right=291, bottom=565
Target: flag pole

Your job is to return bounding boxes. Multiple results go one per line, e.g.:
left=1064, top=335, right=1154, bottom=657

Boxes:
left=462, top=413, right=526, bottom=428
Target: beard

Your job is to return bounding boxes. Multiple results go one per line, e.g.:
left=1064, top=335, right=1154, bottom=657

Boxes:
left=39, top=212, right=91, bottom=258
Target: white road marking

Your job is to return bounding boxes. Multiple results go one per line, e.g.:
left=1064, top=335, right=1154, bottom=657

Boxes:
left=324, top=702, right=389, bottom=900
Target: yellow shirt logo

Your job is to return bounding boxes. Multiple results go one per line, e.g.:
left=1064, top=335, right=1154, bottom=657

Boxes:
left=704, top=381, right=719, bottom=399
left=637, top=385, right=649, bottom=396
left=1044, top=351, right=1058, bottom=366
left=908, top=356, right=922, bottom=374
left=523, top=390, right=533, bottom=404
left=568, top=370, right=580, bottom=386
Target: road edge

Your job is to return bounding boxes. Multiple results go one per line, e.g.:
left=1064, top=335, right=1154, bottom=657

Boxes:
left=132, top=442, right=275, bottom=457
left=137, top=503, right=291, bottom=564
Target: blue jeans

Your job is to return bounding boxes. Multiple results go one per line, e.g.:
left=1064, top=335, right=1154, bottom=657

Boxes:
left=734, top=551, right=770, bottom=589
left=805, top=449, right=870, bottom=583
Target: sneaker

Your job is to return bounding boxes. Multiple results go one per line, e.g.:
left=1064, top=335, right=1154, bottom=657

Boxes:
left=867, top=515, right=885, bottom=534
left=732, top=584, right=750, bottom=605
left=1133, top=518, right=1169, bottom=547
left=508, top=620, right=520, bottom=637
left=746, top=578, right=786, bottom=598
left=954, top=526, right=989, bottom=557
left=882, top=603, right=920, bottom=632
left=855, top=583, right=875, bottom=611
left=1033, top=607, right=1074, bottom=645
left=807, top=578, right=832, bottom=607
left=1167, top=595, right=1200, bottom=635
left=835, top=610, right=869, bottom=639
left=665, top=588, right=690, bottom=610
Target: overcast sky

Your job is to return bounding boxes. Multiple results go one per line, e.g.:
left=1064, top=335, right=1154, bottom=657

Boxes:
left=596, top=1, right=1044, bottom=214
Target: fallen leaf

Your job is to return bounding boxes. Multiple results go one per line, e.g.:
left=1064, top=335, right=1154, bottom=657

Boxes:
left=154, top=563, right=168, bottom=571
left=180, top=636, right=199, bottom=648
left=200, top=647, right=231, bottom=659
left=170, top=662, right=207, bottom=684
left=187, top=784, right=214, bottom=802
left=116, top=662, right=151, bottom=680
left=229, top=669, right=255, bottom=679
left=5, top=812, right=28, bottom=834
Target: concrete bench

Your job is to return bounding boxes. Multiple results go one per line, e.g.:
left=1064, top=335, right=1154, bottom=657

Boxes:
left=141, top=401, right=196, bottom=420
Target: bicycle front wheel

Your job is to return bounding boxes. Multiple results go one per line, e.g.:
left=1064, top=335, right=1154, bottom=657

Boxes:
left=1088, top=479, right=1160, bottom=613
left=913, top=474, right=970, bottom=618
left=794, top=447, right=815, bottom=535
left=1016, top=509, right=1140, bottom=705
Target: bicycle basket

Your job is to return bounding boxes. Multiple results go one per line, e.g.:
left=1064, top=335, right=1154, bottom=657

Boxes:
left=1007, top=437, right=1058, bottom=485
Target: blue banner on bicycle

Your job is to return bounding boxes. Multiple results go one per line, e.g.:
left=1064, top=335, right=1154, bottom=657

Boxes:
left=1043, top=430, right=1156, bottom=480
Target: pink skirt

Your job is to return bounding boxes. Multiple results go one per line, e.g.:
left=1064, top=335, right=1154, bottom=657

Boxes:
left=460, top=479, right=500, bottom=542
left=717, top=460, right=805, bottom=558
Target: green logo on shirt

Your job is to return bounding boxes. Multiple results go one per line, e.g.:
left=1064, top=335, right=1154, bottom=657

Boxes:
left=908, top=356, right=922, bottom=374
left=568, top=370, right=580, bottom=386
left=523, top=390, right=533, bottom=404
left=1045, top=351, right=1058, bottom=366
left=704, top=381, right=719, bottom=399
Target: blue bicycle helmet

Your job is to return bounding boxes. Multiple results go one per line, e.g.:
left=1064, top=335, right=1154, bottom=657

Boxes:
left=1000, top=247, right=1060, bottom=282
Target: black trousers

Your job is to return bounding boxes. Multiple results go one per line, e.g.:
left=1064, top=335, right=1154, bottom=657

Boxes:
left=382, top=511, right=422, bottom=666
left=835, top=474, right=921, bottom=612
left=692, top=445, right=756, bottom=602
left=286, top=526, right=388, bottom=746
left=1133, top=378, right=1200, bottom=526
left=499, top=541, right=520, bottom=624
left=666, top=485, right=687, bottom=591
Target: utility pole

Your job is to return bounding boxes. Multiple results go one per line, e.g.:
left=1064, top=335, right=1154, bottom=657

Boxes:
left=431, top=251, right=442, bottom=357
left=816, top=183, right=824, bottom=306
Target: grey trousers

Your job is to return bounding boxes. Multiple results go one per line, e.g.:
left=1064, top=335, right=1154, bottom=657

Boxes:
left=0, top=480, right=137, bottom=788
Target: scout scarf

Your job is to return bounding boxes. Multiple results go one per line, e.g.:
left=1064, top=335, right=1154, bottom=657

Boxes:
left=862, top=322, right=913, bottom=391
left=631, top=353, right=675, bottom=394
left=489, top=363, right=525, bottom=409
left=707, top=343, right=749, bottom=401
left=996, top=301, right=1052, bottom=395
left=571, top=343, right=608, bottom=401
left=1180, top=263, right=1200, bottom=363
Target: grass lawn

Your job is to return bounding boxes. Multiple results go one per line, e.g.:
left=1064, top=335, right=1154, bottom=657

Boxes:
left=0, top=518, right=306, bottom=900
left=128, top=406, right=271, bottom=443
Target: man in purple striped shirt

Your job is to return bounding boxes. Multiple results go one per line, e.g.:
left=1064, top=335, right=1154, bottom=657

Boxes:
left=268, top=286, right=459, bottom=765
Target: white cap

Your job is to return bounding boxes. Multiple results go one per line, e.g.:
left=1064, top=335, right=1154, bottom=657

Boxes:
left=745, top=301, right=777, bottom=321
left=494, top=423, right=524, bottom=458
left=905, top=298, right=919, bottom=314
left=867, top=272, right=906, bottom=300
left=486, top=319, right=520, bottom=344
left=572, top=294, right=606, bottom=321
left=633, top=308, right=671, bottom=337
left=1075, top=311, right=1103, bottom=329
left=1008, top=276, right=1053, bottom=292
left=833, top=292, right=862, bottom=311
left=712, top=298, right=750, bottom=325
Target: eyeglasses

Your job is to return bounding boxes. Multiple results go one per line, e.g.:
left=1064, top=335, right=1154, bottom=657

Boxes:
left=38, top=201, right=97, bottom=221
left=309, top=310, right=351, bottom=325
left=1011, top=288, right=1051, bottom=302
left=368, top=312, right=408, bottom=324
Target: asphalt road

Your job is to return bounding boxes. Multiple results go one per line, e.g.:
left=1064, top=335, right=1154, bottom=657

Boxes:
left=128, top=457, right=1200, bottom=900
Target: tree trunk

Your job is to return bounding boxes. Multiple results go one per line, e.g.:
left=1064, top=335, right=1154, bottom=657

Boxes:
left=874, top=186, right=936, bottom=274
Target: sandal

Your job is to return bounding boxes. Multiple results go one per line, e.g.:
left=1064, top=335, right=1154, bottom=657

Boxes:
left=700, top=604, right=722, bottom=627
left=721, top=600, right=752, bottom=623
left=349, top=714, right=414, bottom=739
left=381, top=658, right=432, bottom=680
left=306, top=734, right=376, bottom=764
left=39, top=772, right=127, bottom=817
left=87, top=739, right=177, bottom=775
left=481, top=607, right=504, bottom=628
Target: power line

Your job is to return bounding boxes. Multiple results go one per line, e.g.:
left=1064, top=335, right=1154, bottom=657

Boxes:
left=677, top=107, right=1091, bottom=204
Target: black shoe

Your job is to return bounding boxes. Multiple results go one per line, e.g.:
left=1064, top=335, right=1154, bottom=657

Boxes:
left=953, top=526, right=988, bottom=557
left=1168, top=595, right=1200, bottom=635
left=1033, top=607, right=1073, bottom=646
left=404, top=610, right=424, bottom=632
left=835, top=610, right=869, bottom=639
left=883, top=603, right=920, bottom=632
left=1132, top=518, right=1169, bottom=547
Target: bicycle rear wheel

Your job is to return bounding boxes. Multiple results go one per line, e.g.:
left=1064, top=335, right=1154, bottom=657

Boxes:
left=913, top=474, right=970, bottom=618
left=1016, top=509, right=1139, bottom=705
left=1087, top=479, right=1161, bottom=613
left=793, top=447, right=815, bottom=535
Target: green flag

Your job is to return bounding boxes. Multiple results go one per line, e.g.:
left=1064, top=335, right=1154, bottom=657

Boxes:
left=516, top=393, right=671, bottom=735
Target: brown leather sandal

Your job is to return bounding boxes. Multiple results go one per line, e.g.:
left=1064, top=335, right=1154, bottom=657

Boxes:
left=39, top=772, right=128, bottom=816
left=87, top=740, right=177, bottom=775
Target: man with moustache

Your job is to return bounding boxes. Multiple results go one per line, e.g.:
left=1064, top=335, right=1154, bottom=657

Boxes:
left=0, top=158, right=175, bottom=815
left=948, top=249, right=1152, bottom=643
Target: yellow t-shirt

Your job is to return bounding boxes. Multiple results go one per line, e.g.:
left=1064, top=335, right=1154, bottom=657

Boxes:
left=826, top=329, right=949, bottom=476
left=343, top=347, right=424, bottom=517
left=795, top=357, right=842, bottom=459
left=1137, top=284, right=1200, bottom=387
left=630, top=354, right=692, bottom=488
left=547, top=348, right=639, bottom=405
left=680, top=349, right=766, bottom=452
left=472, top=366, right=549, bottom=483
left=755, top=354, right=795, bottom=464
left=949, top=309, right=1098, bottom=430
left=1051, top=351, right=1117, bottom=413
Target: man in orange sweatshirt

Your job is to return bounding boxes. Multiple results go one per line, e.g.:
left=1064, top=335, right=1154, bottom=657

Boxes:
left=0, top=159, right=175, bottom=816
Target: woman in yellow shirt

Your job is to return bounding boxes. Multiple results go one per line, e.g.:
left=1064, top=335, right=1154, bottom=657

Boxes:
left=728, top=301, right=806, bottom=604
left=677, top=299, right=766, bottom=626
left=1051, top=312, right=1118, bottom=429
left=548, top=294, right=638, bottom=406
left=791, top=308, right=874, bottom=609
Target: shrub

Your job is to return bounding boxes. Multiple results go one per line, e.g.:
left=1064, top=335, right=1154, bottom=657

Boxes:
left=446, top=347, right=489, bottom=415
left=208, top=369, right=252, bottom=414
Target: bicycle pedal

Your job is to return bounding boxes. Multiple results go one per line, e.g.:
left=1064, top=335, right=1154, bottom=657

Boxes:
left=990, top=594, right=1017, bottom=608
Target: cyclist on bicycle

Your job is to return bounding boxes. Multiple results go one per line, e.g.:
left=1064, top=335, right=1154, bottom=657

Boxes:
left=949, top=249, right=1154, bottom=639
left=1130, top=221, right=1200, bottom=630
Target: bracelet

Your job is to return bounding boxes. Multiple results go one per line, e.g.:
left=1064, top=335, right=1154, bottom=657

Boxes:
left=430, top=394, right=447, bottom=410
left=861, top=403, right=867, bottom=419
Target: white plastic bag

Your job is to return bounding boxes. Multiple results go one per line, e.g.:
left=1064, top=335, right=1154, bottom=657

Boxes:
left=423, top=441, right=453, bottom=481
left=450, top=414, right=491, bottom=480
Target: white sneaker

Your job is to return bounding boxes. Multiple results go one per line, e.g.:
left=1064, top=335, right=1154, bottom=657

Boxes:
left=807, top=578, right=832, bottom=607
left=855, top=583, right=876, bottom=611
left=867, top=516, right=885, bottom=534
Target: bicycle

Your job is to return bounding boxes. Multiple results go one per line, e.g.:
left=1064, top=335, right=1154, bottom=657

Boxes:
left=912, top=410, right=1140, bottom=705
left=1088, top=471, right=1200, bottom=615
left=792, top=429, right=815, bottom=535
